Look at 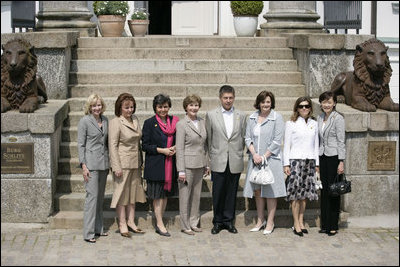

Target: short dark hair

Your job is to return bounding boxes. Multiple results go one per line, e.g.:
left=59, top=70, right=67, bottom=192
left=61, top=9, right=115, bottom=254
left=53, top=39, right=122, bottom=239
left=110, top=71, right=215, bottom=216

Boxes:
left=254, top=91, right=275, bottom=110
left=219, top=85, right=235, bottom=98
left=153, top=94, right=171, bottom=113
left=319, top=91, right=337, bottom=104
left=182, top=94, right=202, bottom=111
left=114, top=93, right=136, bottom=117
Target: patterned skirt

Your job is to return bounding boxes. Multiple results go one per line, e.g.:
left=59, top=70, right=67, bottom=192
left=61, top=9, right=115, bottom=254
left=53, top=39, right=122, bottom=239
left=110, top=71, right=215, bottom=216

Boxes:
left=146, top=180, right=178, bottom=200
left=285, top=159, right=318, bottom=201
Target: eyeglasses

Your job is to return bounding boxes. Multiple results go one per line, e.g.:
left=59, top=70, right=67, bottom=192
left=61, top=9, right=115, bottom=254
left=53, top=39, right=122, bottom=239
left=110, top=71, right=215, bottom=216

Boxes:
left=298, top=104, right=311, bottom=109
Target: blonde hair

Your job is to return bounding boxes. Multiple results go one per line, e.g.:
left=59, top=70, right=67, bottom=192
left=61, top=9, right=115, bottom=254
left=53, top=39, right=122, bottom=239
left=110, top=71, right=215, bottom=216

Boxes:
left=84, top=94, right=106, bottom=115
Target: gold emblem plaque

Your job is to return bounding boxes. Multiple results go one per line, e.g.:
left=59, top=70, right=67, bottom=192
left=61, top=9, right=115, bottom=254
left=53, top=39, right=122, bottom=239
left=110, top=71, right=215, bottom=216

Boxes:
left=1, top=143, right=34, bottom=174
left=367, top=141, right=396, bottom=171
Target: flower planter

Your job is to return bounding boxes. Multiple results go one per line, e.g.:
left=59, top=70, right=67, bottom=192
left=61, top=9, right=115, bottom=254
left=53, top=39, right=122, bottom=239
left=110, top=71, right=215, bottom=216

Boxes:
left=128, top=20, right=149, bottom=37
left=97, top=15, right=126, bottom=37
left=233, top=16, right=258, bottom=37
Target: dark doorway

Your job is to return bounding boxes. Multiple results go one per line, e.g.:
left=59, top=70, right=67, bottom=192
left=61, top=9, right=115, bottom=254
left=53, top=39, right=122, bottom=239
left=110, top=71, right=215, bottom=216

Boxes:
left=148, top=1, right=171, bottom=35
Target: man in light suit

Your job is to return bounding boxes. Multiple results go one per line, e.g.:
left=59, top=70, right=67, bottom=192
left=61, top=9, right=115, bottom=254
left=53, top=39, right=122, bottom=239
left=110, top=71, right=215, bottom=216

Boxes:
left=206, top=85, right=247, bottom=234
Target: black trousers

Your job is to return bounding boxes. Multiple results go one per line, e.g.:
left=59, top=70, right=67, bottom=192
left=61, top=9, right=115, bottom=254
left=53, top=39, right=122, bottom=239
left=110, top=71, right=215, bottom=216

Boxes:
left=211, top=162, right=240, bottom=225
left=319, top=155, right=341, bottom=231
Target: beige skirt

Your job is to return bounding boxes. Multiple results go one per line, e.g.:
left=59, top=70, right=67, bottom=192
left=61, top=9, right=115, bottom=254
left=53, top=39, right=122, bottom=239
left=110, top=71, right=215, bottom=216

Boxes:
left=111, top=168, right=146, bottom=208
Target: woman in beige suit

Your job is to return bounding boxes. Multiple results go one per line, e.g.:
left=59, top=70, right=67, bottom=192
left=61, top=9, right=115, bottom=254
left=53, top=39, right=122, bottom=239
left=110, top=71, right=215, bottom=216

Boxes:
left=109, top=93, right=146, bottom=238
left=176, top=95, right=209, bottom=235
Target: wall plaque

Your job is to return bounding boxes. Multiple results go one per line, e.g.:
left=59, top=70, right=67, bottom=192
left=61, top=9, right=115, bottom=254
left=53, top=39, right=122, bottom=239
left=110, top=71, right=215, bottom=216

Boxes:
left=367, top=141, right=396, bottom=171
left=1, top=143, right=34, bottom=174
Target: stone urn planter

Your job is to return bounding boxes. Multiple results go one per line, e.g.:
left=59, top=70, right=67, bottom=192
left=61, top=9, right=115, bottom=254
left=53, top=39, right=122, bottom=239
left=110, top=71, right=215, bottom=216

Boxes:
left=128, top=20, right=149, bottom=37
left=233, top=16, right=258, bottom=37
left=97, top=15, right=126, bottom=37
left=230, top=1, right=264, bottom=37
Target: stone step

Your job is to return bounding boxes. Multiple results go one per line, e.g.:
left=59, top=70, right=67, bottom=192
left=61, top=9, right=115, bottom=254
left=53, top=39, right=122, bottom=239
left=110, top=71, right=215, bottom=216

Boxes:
left=48, top=209, right=322, bottom=230
left=56, top=174, right=248, bottom=194
left=68, top=84, right=306, bottom=98
left=69, top=71, right=302, bottom=85
left=72, top=48, right=294, bottom=60
left=67, top=96, right=299, bottom=113
left=63, top=110, right=294, bottom=128
left=54, top=191, right=320, bottom=213
left=77, top=36, right=288, bottom=48
left=70, top=59, right=298, bottom=72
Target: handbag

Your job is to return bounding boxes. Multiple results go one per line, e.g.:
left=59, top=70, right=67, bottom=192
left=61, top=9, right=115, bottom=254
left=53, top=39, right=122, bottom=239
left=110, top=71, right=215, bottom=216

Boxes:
left=249, top=156, right=275, bottom=185
left=328, top=173, right=351, bottom=196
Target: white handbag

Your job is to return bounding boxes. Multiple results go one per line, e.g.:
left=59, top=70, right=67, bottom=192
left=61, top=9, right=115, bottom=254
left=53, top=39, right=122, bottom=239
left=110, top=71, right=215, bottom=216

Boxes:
left=249, top=156, right=275, bottom=185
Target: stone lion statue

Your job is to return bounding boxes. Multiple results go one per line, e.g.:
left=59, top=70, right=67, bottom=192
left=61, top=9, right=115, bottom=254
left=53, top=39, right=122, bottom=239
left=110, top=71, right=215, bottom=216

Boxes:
left=331, top=38, right=398, bottom=112
left=1, top=38, right=47, bottom=113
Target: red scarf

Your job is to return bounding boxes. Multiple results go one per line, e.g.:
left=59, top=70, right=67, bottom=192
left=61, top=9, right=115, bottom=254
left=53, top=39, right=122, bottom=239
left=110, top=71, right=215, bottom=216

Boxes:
left=155, top=114, right=179, bottom=191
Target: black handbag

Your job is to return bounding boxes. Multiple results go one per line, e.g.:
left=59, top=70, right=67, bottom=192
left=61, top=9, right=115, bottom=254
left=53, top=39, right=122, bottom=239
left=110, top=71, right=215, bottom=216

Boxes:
left=329, top=173, right=351, bottom=196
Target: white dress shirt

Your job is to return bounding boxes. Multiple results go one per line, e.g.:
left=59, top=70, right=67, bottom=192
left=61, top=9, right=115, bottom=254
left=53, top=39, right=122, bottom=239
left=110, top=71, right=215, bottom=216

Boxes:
left=283, top=116, right=319, bottom=166
left=221, top=106, right=234, bottom=139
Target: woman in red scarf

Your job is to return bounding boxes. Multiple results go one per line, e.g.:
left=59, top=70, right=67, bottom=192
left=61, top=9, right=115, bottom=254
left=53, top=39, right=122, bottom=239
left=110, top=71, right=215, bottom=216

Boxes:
left=142, top=94, right=179, bottom=237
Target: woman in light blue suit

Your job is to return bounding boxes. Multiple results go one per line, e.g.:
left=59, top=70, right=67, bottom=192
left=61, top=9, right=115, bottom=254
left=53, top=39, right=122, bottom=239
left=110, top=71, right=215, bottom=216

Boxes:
left=243, top=91, right=286, bottom=235
left=318, top=91, right=345, bottom=236
left=77, top=94, right=109, bottom=243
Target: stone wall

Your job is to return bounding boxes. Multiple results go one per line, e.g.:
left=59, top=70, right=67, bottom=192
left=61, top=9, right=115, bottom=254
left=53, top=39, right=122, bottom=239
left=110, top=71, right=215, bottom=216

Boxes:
left=1, top=101, right=68, bottom=222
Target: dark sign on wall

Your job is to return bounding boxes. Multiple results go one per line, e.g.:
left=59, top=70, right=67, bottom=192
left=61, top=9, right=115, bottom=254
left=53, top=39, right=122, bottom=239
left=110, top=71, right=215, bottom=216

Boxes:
left=1, top=143, right=34, bottom=174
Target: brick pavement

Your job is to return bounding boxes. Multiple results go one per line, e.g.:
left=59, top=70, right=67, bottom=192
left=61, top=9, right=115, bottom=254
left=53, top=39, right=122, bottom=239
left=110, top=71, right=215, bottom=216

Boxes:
left=1, top=223, right=398, bottom=266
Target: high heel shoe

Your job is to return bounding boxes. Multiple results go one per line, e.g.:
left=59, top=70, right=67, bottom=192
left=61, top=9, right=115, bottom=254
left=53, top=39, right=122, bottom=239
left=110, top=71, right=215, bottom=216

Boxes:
left=127, top=224, right=145, bottom=234
left=155, top=225, right=171, bottom=237
left=263, top=224, right=274, bottom=235
left=119, top=223, right=131, bottom=238
left=301, top=228, right=308, bottom=234
left=291, top=226, right=303, bottom=237
left=249, top=220, right=267, bottom=232
left=328, top=230, right=338, bottom=236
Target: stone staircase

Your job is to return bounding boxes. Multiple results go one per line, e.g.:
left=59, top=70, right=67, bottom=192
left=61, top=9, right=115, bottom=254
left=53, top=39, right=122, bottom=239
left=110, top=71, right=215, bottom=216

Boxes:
left=49, top=36, right=320, bottom=230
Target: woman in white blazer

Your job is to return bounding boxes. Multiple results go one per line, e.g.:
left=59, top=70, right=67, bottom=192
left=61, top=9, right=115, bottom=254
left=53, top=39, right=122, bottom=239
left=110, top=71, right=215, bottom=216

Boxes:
left=77, top=94, right=109, bottom=243
left=176, top=95, right=208, bottom=235
left=283, top=96, right=319, bottom=237
left=317, top=91, right=345, bottom=236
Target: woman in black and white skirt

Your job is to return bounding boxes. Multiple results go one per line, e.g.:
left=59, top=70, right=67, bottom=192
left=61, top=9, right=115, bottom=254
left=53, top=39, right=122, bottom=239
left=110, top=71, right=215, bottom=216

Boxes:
left=283, top=96, right=319, bottom=237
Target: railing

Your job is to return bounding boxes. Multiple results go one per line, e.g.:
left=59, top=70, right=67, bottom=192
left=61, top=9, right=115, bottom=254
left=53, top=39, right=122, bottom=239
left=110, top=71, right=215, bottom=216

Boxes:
left=324, top=1, right=362, bottom=34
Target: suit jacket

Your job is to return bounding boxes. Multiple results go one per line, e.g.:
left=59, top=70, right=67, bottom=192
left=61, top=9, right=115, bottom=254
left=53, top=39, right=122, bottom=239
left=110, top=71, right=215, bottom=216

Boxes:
left=142, top=115, right=177, bottom=182
left=205, top=107, right=247, bottom=174
left=77, top=114, right=109, bottom=171
left=108, top=115, right=142, bottom=171
left=176, top=115, right=207, bottom=172
left=317, top=110, right=346, bottom=160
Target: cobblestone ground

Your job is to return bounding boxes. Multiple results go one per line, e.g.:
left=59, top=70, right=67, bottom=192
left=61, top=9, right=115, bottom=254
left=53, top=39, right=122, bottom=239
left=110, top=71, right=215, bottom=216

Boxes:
left=1, top=224, right=398, bottom=266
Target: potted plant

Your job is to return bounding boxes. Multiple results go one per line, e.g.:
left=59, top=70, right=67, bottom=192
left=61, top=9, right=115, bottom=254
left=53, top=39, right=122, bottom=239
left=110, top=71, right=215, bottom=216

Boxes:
left=93, top=1, right=129, bottom=37
left=128, top=8, right=150, bottom=37
left=230, top=1, right=264, bottom=37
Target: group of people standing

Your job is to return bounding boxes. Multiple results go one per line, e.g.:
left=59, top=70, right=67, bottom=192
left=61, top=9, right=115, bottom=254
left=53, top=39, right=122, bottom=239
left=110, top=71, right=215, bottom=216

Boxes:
left=77, top=85, right=345, bottom=243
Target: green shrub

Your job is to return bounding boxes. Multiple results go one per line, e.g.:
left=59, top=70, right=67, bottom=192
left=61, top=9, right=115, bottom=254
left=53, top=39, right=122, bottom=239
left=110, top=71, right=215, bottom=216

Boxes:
left=230, top=1, right=264, bottom=16
left=93, top=1, right=129, bottom=16
left=131, top=8, right=149, bottom=20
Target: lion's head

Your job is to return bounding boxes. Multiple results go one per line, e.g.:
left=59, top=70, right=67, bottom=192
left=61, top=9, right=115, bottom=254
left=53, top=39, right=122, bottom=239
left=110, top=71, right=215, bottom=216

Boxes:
left=1, top=38, right=37, bottom=78
left=353, top=38, right=392, bottom=106
left=1, top=39, right=39, bottom=110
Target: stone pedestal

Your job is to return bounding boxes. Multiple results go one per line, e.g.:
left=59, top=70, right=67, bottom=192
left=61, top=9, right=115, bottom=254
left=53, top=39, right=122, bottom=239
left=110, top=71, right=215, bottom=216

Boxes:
left=1, top=101, right=68, bottom=222
left=312, top=102, right=399, bottom=218
left=36, top=1, right=96, bottom=37
left=1, top=32, right=79, bottom=99
left=260, top=1, right=323, bottom=36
